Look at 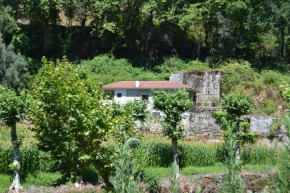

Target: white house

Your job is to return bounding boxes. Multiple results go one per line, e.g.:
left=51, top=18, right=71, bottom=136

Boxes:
left=102, top=81, right=198, bottom=107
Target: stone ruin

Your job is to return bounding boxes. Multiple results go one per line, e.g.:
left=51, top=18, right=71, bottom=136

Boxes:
left=146, top=70, right=287, bottom=141
left=170, top=71, right=221, bottom=109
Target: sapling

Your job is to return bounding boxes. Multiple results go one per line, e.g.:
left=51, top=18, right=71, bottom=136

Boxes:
left=0, top=87, right=26, bottom=192
left=153, top=89, right=193, bottom=176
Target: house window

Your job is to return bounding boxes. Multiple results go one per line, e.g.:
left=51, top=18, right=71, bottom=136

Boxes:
left=117, top=93, right=122, bottom=98
left=142, top=95, right=149, bottom=100
left=153, top=112, right=160, bottom=118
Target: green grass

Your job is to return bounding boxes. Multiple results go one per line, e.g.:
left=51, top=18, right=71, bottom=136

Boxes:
left=23, top=171, right=61, bottom=188
left=180, top=166, right=222, bottom=175
left=144, top=164, right=275, bottom=179
left=0, top=172, right=61, bottom=193
left=243, top=164, right=275, bottom=173
left=0, top=174, right=12, bottom=193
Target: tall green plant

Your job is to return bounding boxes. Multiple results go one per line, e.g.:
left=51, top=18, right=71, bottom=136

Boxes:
left=110, top=135, right=143, bottom=193
left=276, top=116, right=290, bottom=192
left=153, top=89, right=193, bottom=176
left=220, top=120, right=244, bottom=193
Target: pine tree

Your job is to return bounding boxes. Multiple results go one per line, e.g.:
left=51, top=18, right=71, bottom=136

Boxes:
left=0, top=33, right=29, bottom=92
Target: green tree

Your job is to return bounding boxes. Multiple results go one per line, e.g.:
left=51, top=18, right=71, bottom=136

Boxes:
left=0, top=2, right=18, bottom=39
left=0, top=33, right=29, bottom=92
left=0, top=86, right=26, bottom=192
left=28, top=58, right=114, bottom=186
left=214, top=93, right=254, bottom=193
left=153, top=89, right=193, bottom=176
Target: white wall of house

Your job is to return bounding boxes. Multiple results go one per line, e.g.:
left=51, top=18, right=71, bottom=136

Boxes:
left=113, top=89, right=153, bottom=104
left=114, top=89, right=127, bottom=103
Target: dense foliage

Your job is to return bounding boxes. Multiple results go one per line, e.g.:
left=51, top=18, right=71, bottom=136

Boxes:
left=0, top=0, right=290, bottom=71
left=28, top=58, right=114, bottom=182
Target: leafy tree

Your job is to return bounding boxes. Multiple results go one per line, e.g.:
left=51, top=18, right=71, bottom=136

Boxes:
left=0, top=33, right=29, bottom=92
left=0, top=86, right=26, bottom=192
left=28, top=58, right=114, bottom=186
left=112, top=99, right=148, bottom=123
left=214, top=93, right=254, bottom=192
left=153, top=89, right=193, bottom=176
left=0, top=2, right=18, bottom=39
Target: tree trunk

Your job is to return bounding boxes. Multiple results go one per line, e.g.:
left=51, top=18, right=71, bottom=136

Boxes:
left=93, top=161, right=113, bottom=190
left=172, top=138, right=179, bottom=178
left=235, top=119, right=240, bottom=162
left=281, top=27, right=286, bottom=58
left=74, top=175, right=83, bottom=188
left=9, top=121, right=22, bottom=192
left=43, top=19, right=51, bottom=55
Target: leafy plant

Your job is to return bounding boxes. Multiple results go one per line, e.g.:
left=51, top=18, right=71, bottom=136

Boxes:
left=110, top=135, right=143, bottom=193
left=219, top=121, right=244, bottom=193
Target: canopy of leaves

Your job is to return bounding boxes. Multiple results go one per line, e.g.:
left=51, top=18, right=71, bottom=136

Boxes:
left=153, top=89, right=193, bottom=139
left=0, top=86, right=25, bottom=126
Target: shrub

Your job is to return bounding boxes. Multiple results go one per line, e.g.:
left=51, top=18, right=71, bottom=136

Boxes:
left=79, top=55, right=159, bottom=85
left=262, top=70, right=281, bottom=88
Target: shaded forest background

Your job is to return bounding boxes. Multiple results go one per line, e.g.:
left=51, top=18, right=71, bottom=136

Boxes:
left=1, top=0, right=290, bottom=72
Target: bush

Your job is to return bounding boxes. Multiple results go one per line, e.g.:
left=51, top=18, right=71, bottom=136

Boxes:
left=79, top=55, right=159, bottom=85
left=220, top=62, right=257, bottom=94
left=262, top=70, right=281, bottom=87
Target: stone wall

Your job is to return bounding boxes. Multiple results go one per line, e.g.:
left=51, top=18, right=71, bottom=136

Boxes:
left=240, top=115, right=274, bottom=134
left=183, top=112, right=221, bottom=139
left=144, top=110, right=222, bottom=139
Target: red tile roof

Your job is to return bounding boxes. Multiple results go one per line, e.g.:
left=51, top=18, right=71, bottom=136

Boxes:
left=103, top=81, right=198, bottom=92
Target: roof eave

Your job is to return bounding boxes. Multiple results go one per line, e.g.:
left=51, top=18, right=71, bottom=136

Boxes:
left=103, top=87, right=199, bottom=93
